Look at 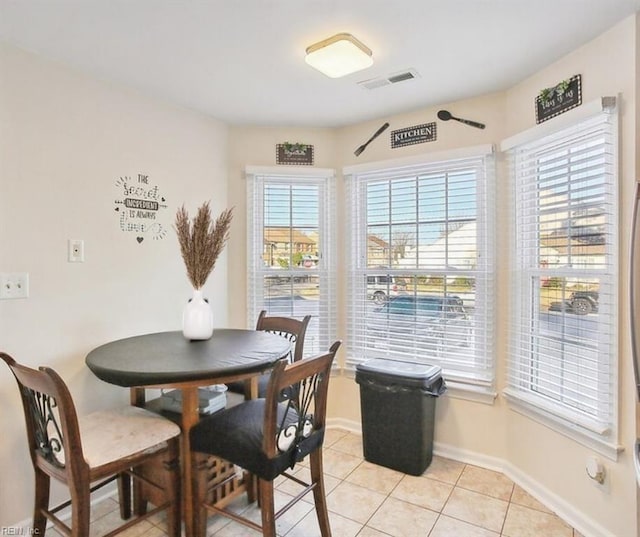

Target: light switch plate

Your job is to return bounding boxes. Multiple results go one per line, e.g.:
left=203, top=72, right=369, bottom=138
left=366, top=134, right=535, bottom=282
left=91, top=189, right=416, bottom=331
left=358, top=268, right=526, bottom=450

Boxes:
left=68, top=239, right=84, bottom=262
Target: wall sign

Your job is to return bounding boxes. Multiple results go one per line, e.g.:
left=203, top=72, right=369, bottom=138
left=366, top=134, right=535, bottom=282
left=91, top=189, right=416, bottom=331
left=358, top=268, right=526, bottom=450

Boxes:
left=276, top=143, right=314, bottom=165
left=535, top=75, right=582, bottom=124
left=114, top=173, right=168, bottom=243
left=390, top=122, right=437, bottom=149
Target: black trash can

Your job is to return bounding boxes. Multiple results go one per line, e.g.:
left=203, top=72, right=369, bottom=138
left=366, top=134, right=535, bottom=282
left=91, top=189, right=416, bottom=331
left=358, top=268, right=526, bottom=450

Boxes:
left=355, top=359, right=446, bottom=476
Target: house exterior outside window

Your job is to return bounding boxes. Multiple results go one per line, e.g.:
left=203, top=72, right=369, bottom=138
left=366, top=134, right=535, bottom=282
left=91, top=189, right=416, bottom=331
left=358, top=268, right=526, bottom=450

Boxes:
left=503, top=99, right=618, bottom=454
left=246, top=167, right=336, bottom=357
left=345, top=147, right=495, bottom=395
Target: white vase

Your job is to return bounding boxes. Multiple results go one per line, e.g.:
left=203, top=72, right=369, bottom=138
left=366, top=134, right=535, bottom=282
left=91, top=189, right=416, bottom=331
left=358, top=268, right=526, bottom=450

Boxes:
left=182, top=289, right=214, bottom=340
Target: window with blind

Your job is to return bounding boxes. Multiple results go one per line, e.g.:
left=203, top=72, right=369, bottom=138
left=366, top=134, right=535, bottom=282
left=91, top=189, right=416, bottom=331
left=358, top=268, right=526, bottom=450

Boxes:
left=246, top=168, right=336, bottom=357
left=505, top=102, right=618, bottom=447
left=346, top=149, right=495, bottom=389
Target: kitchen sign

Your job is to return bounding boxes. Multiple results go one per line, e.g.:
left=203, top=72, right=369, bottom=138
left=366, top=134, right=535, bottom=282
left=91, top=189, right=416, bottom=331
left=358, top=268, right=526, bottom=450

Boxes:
left=391, top=122, right=437, bottom=148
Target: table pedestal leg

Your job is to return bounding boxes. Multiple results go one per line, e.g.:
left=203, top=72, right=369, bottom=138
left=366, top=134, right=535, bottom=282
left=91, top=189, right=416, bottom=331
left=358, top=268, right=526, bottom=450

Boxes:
left=181, top=387, right=199, bottom=537
left=243, top=376, right=259, bottom=400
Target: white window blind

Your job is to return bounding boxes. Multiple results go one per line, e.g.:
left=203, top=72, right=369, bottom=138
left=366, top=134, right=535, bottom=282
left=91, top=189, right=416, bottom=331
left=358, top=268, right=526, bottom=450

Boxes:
left=346, top=151, right=495, bottom=388
left=247, top=169, right=336, bottom=357
left=505, top=104, right=618, bottom=443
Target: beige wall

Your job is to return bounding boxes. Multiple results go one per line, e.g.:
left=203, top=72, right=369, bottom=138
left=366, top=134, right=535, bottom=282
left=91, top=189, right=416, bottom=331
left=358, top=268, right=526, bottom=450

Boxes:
left=0, top=44, right=230, bottom=524
left=329, top=91, right=510, bottom=457
left=503, top=15, right=638, bottom=537
left=228, top=15, right=638, bottom=537
left=227, top=126, right=338, bottom=328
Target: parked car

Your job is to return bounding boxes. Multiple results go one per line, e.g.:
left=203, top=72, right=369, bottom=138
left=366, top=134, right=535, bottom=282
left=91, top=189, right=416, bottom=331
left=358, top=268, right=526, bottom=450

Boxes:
left=366, top=275, right=407, bottom=304
left=366, top=295, right=472, bottom=353
left=569, top=291, right=599, bottom=315
left=548, top=291, right=599, bottom=315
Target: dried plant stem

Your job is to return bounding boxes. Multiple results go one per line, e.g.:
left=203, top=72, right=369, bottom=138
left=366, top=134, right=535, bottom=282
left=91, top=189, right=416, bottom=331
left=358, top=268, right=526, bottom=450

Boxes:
left=175, top=202, right=233, bottom=289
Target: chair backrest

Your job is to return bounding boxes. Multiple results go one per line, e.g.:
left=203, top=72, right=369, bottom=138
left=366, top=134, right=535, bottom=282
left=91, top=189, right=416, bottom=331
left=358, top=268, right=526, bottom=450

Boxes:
left=261, top=340, right=340, bottom=462
left=0, top=352, right=88, bottom=484
left=255, top=310, right=312, bottom=362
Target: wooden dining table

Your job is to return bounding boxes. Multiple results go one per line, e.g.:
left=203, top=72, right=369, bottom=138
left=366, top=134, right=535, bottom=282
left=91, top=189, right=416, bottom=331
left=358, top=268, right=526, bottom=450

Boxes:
left=85, top=329, right=291, bottom=537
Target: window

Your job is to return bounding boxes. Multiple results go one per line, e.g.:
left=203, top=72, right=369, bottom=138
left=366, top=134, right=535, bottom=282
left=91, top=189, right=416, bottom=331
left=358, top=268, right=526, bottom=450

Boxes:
left=345, top=148, right=495, bottom=391
left=505, top=101, right=618, bottom=450
left=247, top=167, right=336, bottom=357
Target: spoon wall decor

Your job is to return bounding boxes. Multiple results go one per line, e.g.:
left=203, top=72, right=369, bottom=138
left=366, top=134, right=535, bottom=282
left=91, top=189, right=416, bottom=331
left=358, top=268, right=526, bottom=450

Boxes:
left=354, top=122, right=390, bottom=156
left=437, top=110, right=485, bottom=129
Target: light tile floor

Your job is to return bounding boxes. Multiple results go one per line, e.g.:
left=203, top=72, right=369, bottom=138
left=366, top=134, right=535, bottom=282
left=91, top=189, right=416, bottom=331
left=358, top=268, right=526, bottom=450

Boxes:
left=47, top=429, right=584, bottom=537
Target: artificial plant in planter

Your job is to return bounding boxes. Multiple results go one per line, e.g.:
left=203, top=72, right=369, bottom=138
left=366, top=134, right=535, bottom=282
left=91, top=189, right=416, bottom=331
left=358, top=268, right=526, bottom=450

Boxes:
left=538, top=79, right=571, bottom=105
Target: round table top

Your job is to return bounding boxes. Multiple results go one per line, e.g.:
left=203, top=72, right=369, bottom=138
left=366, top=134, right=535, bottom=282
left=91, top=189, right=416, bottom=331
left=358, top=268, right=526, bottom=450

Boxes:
left=85, top=329, right=291, bottom=388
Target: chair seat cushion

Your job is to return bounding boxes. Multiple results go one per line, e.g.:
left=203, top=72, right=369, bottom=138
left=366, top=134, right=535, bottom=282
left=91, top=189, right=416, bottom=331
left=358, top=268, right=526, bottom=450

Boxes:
left=226, top=374, right=269, bottom=397
left=190, top=399, right=323, bottom=481
left=79, top=406, right=181, bottom=470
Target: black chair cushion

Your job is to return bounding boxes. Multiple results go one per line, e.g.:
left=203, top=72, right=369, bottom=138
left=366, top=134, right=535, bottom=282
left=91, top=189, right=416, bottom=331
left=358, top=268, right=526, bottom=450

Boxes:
left=190, top=399, right=324, bottom=481
left=226, top=374, right=269, bottom=397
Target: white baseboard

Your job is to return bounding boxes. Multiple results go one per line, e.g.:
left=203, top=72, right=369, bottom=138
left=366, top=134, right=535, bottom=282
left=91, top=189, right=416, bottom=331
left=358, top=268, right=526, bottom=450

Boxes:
left=327, top=421, right=615, bottom=537
left=502, top=461, right=616, bottom=537
left=9, top=424, right=617, bottom=537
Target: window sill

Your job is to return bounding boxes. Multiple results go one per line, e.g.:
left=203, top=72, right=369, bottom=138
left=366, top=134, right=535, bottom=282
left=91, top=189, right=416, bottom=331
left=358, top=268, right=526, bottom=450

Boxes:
left=445, top=381, right=497, bottom=404
left=503, top=389, right=623, bottom=461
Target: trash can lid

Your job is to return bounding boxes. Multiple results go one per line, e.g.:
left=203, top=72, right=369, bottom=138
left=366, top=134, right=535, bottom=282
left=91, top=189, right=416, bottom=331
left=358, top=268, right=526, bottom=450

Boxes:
left=356, top=359, right=441, bottom=381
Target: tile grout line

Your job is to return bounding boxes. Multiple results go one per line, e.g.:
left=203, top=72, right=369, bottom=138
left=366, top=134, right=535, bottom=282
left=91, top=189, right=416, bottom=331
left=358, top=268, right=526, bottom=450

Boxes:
left=498, top=483, right=517, bottom=537
left=426, top=461, right=467, bottom=536
left=79, top=432, right=579, bottom=537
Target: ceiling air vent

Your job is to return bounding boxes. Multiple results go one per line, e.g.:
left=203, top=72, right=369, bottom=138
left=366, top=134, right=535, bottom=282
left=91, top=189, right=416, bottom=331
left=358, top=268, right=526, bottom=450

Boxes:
left=358, top=69, right=420, bottom=90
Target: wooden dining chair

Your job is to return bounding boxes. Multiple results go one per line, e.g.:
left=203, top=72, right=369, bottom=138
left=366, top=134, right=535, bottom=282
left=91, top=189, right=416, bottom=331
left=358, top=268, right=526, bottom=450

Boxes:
left=227, top=310, right=312, bottom=398
left=1, top=352, right=181, bottom=537
left=189, top=340, right=341, bottom=537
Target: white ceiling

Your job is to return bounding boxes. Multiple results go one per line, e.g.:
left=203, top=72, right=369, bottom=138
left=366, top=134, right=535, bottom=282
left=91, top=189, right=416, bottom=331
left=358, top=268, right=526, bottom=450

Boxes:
left=1, top=0, right=639, bottom=128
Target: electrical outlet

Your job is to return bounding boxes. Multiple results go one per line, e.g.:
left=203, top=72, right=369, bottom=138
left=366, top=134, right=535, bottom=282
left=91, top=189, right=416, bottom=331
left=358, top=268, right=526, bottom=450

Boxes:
left=68, top=239, right=84, bottom=263
left=0, top=272, right=29, bottom=299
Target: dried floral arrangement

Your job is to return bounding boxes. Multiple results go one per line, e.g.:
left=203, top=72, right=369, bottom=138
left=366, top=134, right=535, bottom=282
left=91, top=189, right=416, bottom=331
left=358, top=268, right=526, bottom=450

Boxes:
left=174, top=202, right=234, bottom=290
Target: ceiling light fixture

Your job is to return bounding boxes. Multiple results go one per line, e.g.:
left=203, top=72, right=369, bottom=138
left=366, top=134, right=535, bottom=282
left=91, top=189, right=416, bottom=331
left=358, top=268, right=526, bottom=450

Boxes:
left=305, top=33, right=373, bottom=78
